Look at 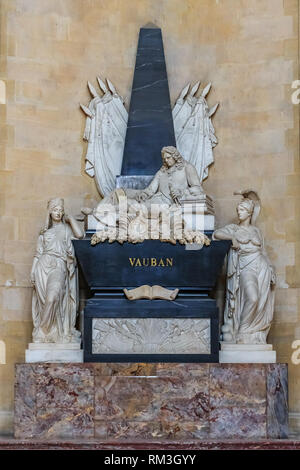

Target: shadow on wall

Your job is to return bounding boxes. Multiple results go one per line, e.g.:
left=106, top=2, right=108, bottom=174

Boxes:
left=0, top=341, right=6, bottom=364
left=0, top=80, right=6, bottom=104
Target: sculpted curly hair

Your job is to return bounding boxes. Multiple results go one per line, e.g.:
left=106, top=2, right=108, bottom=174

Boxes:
left=161, top=146, right=184, bottom=171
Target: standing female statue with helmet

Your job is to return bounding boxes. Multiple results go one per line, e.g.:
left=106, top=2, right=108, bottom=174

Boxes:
left=213, top=190, right=276, bottom=344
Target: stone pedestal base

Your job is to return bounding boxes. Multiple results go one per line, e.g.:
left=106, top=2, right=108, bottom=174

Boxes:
left=180, top=197, right=215, bottom=231
left=14, top=363, right=288, bottom=440
left=25, top=343, right=83, bottom=363
left=219, top=343, right=276, bottom=363
left=86, top=195, right=215, bottom=232
left=87, top=213, right=215, bottom=232
left=84, top=296, right=219, bottom=362
left=182, top=212, right=215, bottom=231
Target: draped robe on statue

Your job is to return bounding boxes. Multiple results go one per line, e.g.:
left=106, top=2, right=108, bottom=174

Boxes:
left=32, top=224, right=80, bottom=343
left=95, top=157, right=205, bottom=214
left=135, top=159, right=205, bottom=205
left=220, top=224, right=275, bottom=344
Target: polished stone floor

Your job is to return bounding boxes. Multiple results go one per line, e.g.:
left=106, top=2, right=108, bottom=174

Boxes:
left=0, top=437, right=300, bottom=450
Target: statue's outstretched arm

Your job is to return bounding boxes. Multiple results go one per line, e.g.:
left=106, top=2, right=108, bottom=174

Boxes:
left=213, top=224, right=236, bottom=241
left=143, top=173, right=160, bottom=197
left=213, top=225, right=241, bottom=250
left=65, top=215, right=85, bottom=239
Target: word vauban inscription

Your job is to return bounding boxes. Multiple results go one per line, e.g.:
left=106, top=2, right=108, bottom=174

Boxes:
left=128, top=257, right=173, bottom=267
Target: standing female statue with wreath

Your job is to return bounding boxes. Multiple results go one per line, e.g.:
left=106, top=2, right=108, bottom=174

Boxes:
left=30, top=198, right=84, bottom=343
left=213, top=190, right=276, bottom=344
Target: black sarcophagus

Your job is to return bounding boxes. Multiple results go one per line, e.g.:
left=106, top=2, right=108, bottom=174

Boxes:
left=73, top=236, right=230, bottom=362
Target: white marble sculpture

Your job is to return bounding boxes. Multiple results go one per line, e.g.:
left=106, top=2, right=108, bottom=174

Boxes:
left=213, top=190, right=276, bottom=345
left=88, top=146, right=211, bottom=246
left=80, top=80, right=217, bottom=198
left=30, top=198, right=85, bottom=344
left=172, top=81, right=218, bottom=182
left=123, top=285, right=179, bottom=301
left=80, top=77, right=128, bottom=197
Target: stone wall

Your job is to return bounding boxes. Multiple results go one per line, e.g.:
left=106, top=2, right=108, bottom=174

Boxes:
left=0, top=0, right=299, bottom=435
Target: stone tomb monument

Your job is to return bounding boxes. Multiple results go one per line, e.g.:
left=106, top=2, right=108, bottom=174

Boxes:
left=25, top=24, right=278, bottom=364
left=16, top=25, right=287, bottom=441
left=76, top=26, right=277, bottom=363
left=75, top=24, right=229, bottom=362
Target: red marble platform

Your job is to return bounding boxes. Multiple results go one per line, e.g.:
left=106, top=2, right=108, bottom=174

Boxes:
left=1, top=438, right=300, bottom=450
left=14, top=363, right=288, bottom=441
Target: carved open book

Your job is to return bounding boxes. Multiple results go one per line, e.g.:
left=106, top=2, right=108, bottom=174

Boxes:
left=123, top=285, right=179, bottom=301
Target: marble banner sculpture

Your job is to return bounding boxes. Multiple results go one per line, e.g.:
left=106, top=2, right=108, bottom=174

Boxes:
left=172, top=81, right=218, bottom=182
left=81, top=80, right=218, bottom=196
left=81, top=78, right=128, bottom=197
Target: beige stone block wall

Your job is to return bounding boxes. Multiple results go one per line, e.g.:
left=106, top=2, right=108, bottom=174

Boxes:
left=0, top=0, right=299, bottom=436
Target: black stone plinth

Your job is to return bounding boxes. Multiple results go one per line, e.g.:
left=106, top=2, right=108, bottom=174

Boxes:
left=121, top=26, right=176, bottom=175
left=73, top=237, right=231, bottom=363
left=84, top=296, right=219, bottom=363
left=73, top=237, right=231, bottom=294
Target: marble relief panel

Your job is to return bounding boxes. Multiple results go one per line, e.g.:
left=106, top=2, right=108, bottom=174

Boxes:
left=92, top=318, right=210, bottom=354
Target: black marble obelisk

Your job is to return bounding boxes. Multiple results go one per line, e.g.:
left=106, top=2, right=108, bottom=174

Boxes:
left=120, top=24, right=176, bottom=177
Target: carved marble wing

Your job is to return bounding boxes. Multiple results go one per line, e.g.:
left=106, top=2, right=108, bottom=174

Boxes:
left=81, top=78, right=128, bottom=198
left=172, top=81, right=218, bottom=183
